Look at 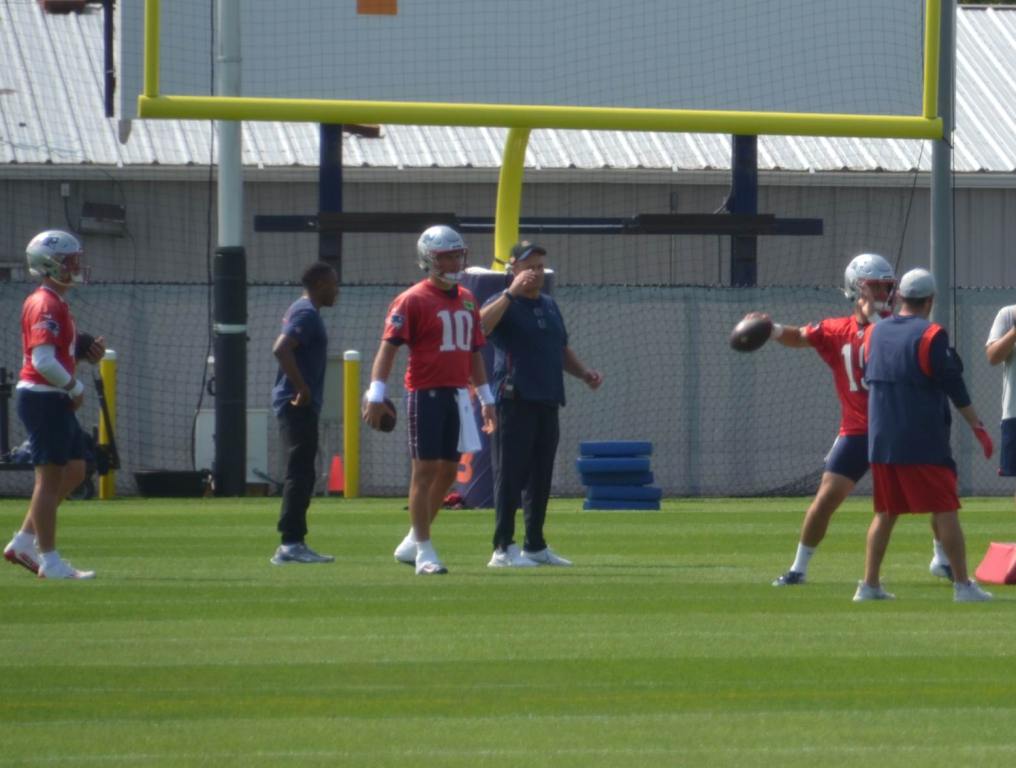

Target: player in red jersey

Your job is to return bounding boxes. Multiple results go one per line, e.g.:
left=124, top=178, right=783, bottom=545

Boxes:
left=363, top=226, right=496, bottom=575
left=3, top=231, right=104, bottom=580
left=756, top=254, right=953, bottom=586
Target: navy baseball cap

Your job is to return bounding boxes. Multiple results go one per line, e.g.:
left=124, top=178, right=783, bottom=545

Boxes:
left=510, top=241, right=547, bottom=263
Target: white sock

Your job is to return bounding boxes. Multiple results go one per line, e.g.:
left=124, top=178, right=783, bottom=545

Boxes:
left=416, top=539, right=436, bottom=561
left=41, top=550, right=61, bottom=568
left=405, top=527, right=417, bottom=544
left=11, top=530, right=35, bottom=550
left=933, top=539, right=949, bottom=564
left=790, top=543, right=816, bottom=574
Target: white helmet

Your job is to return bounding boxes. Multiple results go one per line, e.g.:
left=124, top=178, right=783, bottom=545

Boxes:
left=417, top=225, right=467, bottom=284
left=26, top=230, right=85, bottom=285
left=844, top=252, right=894, bottom=303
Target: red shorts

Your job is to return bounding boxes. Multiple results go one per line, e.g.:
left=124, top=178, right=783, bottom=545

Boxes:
left=871, top=463, right=960, bottom=515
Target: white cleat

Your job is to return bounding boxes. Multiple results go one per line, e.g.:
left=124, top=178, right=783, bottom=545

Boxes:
left=852, top=581, right=895, bottom=602
left=38, top=558, right=95, bottom=580
left=415, top=554, right=448, bottom=576
left=488, top=544, right=539, bottom=568
left=954, top=580, right=993, bottom=603
left=929, top=559, right=954, bottom=581
left=394, top=536, right=417, bottom=566
left=522, top=546, right=572, bottom=567
left=3, top=540, right=40, bottom=575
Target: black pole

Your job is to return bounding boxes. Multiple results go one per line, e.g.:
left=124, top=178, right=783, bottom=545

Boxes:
left=213, top=246, right=247, bottom=496
left=0, top=367, right=10, bottom=455
left=102, top=0, right=115, bottom=118
left=729, top=135, right=758, bottom=287
left=319, top=124, right=343, bottom=282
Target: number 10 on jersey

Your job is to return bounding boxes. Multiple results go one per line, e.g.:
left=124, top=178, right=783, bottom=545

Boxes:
left=437, top=309, right=474, bottom=352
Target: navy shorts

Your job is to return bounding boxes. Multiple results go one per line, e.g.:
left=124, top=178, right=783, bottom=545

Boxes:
left=1000, top=418, right=1016, bottom=477
left=824, top=434, right=870, bottom=483
left=16, top=389, right=88, bottom=466
left=407, top=388, right=460, bottom=462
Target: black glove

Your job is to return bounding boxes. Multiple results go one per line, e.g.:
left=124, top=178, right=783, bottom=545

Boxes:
left=74, top=332, right=96, bottom=361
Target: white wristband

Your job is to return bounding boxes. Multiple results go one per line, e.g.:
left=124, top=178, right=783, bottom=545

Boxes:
left=365, top=380, right=387, bottom=403
left=68, top=379, right=84, bottom=398
left=476, top=383, right=495, bottom=407
left=770, top=323, right=784, bottom=340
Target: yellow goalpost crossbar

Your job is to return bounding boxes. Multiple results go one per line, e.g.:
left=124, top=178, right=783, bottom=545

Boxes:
left=139, top=0, right=944, bottom=141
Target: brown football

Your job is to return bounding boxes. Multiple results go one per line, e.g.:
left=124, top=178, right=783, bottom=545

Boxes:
left=378, top=398, right=397, bottom=433
left=729, top=314, right=773, bottom=352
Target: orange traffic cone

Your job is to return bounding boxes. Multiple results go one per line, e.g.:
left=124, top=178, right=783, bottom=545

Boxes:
left=327, top=455, right=345, bottom=495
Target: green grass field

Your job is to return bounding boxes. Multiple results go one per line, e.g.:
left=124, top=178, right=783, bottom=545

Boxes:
left=1, top=496, right=1015, bottom=767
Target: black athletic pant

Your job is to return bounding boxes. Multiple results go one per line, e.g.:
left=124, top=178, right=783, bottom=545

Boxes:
left=277, top=403, right=319, bottom=544
left=491, top=399, right=560, bottom=552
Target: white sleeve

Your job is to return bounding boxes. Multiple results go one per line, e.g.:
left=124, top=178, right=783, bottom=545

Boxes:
left=987, top=307, right=1014, bottom=346
left=31, top=345, right=73, bottom=388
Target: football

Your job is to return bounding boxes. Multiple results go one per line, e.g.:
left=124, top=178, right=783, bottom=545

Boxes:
left=729, top=313, right=773, bottom=352
left=378, top=397, right=397, bottom=433
left=74, top=332, right=96, bottom=361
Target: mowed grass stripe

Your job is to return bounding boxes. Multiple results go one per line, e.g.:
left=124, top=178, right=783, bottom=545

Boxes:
left=1, top=496, right=1014, bottom=767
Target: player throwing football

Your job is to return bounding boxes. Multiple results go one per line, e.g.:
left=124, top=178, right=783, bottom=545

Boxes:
left=363, top=226, right=496, bottom=575
left=753, top=253, right=953, bottom=586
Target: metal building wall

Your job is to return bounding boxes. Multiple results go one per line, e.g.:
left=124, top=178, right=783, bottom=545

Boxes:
left=2, top=176, right=1014, bottom=287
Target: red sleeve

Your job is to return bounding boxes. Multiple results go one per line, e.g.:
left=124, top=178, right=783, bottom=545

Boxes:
left=383, top=294, right=412, bottom=344
left=918, top=324, right=944, bottom=377
left=862, top=323, right=875, bottom=362
left=23, top=297, right=63, bottom=351
left=802, top=319, right=828, bottom=354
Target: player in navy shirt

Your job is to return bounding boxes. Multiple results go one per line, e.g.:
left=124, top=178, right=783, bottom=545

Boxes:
left=480, top=242, right=602, bottom=568
left=858, top=268, right=994, bottom=603
left=269, top=262, right=339, bottom=565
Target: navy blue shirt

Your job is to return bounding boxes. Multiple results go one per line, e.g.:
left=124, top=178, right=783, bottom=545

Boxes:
left=271, top=296, right=328, bottom=415
left=484, top=292, right=568, bottom=406
left=865, top=314, right=970, bottom=467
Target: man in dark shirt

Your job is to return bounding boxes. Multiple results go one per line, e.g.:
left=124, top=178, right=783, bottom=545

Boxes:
left=480, top=242, right=602, bottom=568
left=859, top=268, right=994, bottom=602
left=269, top=262, right=339, bottom=565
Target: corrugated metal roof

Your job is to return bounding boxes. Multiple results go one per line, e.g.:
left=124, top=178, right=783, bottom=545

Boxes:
left=1, top=2, right=1014, bottom=176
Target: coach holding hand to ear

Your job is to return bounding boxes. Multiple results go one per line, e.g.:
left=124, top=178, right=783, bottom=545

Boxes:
left=480, top=241, right=602, bottom=569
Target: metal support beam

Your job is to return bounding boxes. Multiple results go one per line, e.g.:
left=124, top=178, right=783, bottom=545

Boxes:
left=214, top=0, right=246, bottom=496
left=729, top=135, right=759, bottom=287
left=102, top=0, right=115, bottom=118
left=255, top=212, right=822, bottom=238
left=931, top=0, right=955, bottom=331
left=319, top=124, right=343, bottom=281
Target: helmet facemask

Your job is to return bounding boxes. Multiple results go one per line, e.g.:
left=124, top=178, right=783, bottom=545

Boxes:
left=844, top=253, right=895, bottom=320
left=857, top=278, right=896, bottom=315
left=26, top=230, right=88, bottom=286
left=416, top=225, right=468, bottom=285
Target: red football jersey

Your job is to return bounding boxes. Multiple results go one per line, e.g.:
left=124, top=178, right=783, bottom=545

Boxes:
left=19, top=286, right=76, bottom=387
left=802, top=315, right=869, bottom=436
left=383, top=279, right=485, bottom=391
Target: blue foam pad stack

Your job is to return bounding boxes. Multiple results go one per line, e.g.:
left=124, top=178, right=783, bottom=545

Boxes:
left=577, top=440, right=661, bottom=510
